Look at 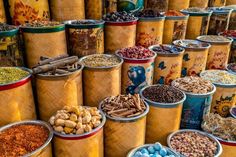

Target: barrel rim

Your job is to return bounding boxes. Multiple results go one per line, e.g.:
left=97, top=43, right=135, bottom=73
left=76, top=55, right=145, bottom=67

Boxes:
left=173, top=39, right=211, bottom=50
left=197, top=35, right=233, bottom=44
left=149, top=44, right=185, bottom=57
left=98, top=98, right=149, bottom=122
left=64, top=19, right=105, bottom=29
left=167, top=129, right=223, bottom=157
left=138, top=16, right=165, bottom=21
left=53, top=108, right=106, bottom=140
left=0, top=67, right=32, bottom=90
left=222, top=5, right=236, bottom=12
left=208, top=7, right=233, bottom=14
left=0, top=120, right=54, bottom=157
left=200, top=70, right=236, bottom=87
left=164, top=14, right=189, bottom=20
left=180, top=9, right=213, bottom=16
left=140, top=84, right=186, bottom=108
left=105, top=18, right=138, bottom=26
left=20, top=24, right=65, bottom=33
left=171, top=79, right=216, bottom=97
left=0, top=27, right=18, bottom=37
left=79, top=54, right=123, bottom=70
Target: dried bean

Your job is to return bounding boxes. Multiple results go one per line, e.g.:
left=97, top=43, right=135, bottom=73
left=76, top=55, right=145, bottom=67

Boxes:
left=22, top=21, right=61, bottom=27
left=136, top=9, right=163, bottom=18
left=103, top=11, right=136, bottom=22
left=151, top=45, right=183, bottom=54
left=198, top=35, right=231, bottom=42
left=117, top=46, right=155, bottom=59
left=174, top=40, right=209, bottom=48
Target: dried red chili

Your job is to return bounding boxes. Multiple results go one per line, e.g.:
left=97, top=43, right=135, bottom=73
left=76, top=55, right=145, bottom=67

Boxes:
left=0, top=124, right=49, bottom=157
left=165, top=10, right=185, bottom=16
left=221, top=30, right=236, bottom=38
left=117, top=46, right=154, bottom=59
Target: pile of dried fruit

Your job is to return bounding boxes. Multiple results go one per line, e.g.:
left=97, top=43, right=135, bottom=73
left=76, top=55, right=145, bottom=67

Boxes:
left=172, top=76, right=213, bottom=94
left=202, top=113, right=236, bottom=141
left=174, top=40, right=209, bottom=48
left=0, top=67, right=29, bottom=84
left=150, top=45, right=183, bottom=54
left=220, top=30, right=236, bottom=38
left=0, top=23, right=17, bottom=31
left=136, top=9, right=163, bottom=18
left=103, top=11, right=136, bottom=22
left=227, top=63, right=236, bottom=73
left=198, top=35, right=231, bottom=42
left=101, top=94, right=146, bottom=118
left=117, top=46, right=155, bottom=59
left=22, top=21, right=61, bottom=27
left=49, top=106, right=102, bottom=135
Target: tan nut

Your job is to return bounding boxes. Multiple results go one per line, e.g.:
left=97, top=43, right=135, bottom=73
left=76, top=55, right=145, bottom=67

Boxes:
left=70, top=113, right=78, bottom=122
left=93, top=120, right=101, bottom=128
left=55, top=119, right=65, bottom=126
left=76, top=122, right=83, bottom=129
left=54, top=126, right=64, bottom=132
left=64, top=120, right=76, bottom=128
left=49, top=116, right=55, bottom=125
left=84, top=125, right=92, bottom=132
left=82, top=113, right=92, bottom=124
left=55, top=112, right=69, bottom=120
left=76, top=128, right=85, bottom=134
left=64, top=127, right=74, bottom=134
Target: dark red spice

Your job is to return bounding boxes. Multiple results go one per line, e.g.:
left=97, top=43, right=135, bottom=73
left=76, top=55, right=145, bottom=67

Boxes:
left=165, top=10, right=185, bottom=16
left=0, top=124, right=49, bottom=157
left=117, top=46, right=155, bottom=59
left=221, top=30, right=236, bottom=38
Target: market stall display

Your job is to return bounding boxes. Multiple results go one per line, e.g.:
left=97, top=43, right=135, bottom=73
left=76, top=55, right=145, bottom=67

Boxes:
left=0, top=67, right=36, bottom=126
left=0, top=23, right=24, bottom=66
left=172, top=76, right=216, bottom=129
left=50, top=0, right=85, bottom=22
left=65, top=20, right=104, bottom=57
left=200, top=70, right=236, bottom=117
left=173, top=40, right=210, bottom=76
left=80, top=54, right=123, bottom=107
left=100, top=94, right=148, bottom=157
left=140, top=84, right=186, bottom=145
left=50, top=106, right=105, bottom=157
left=149, top=44, right=184, bottom=85
left=136, top=9, right=165, bottom=48
left=197, top=35, right=233, bottom=70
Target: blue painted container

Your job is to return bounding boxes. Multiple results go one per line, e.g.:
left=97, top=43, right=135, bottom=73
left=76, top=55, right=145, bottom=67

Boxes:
left=117, top=0, right=144, bottom=12
left=171, top=81, right=216, bottom=129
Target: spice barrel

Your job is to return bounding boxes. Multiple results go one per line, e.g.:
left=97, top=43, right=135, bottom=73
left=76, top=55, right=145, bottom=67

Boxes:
left=21, top=24, right=68, bottom=68
left=149, top=45, right=184, bottom=85
left=189, top=0, right=209, bottom=8
left=227, top=0, right=236, bottom=5
left=140, top=85, right=186, bottom=145
left=50, top=0, right=85, bottom=21
left=223, top=5, right=236, bottom=30
left=53, top=110, right=106, bottom=157
left=0, top=120, right=53, bottom=157
left=8, top=0, right=50, bottom=25
left=105, top=19, right=138, bottom=53
left=181, top=10, right=212, bottom=39
left=173, top=40, right=210, bottom=76
left=85, top=0, right=103, bottom=19
left=0, top=0, right=6, bottom=23
left=168, top=0, right=190, bottom=10
left=65, top=20, right=104, bottom=57
left=0, top=67, right=36, bottom=126
left=136, top=16, right=165, bottom=48
left=208, top=0, right=226, bottom=7
left=144, top=0, right=169, bottom=12
left=36, top=65, right=83, bottom=121
left=99, top=99, right=149, bottom=157
left=80, top=54, right=123, bottom=107
left=0, top=25, right=24, bottom=67
left=197, top=35, right=233, bottom=70
left=163, top=15, right=189, bottom=44
left=217, top=138, right=236, bottom=157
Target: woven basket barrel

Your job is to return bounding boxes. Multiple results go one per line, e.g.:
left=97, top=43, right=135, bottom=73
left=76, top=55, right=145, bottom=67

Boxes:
left=105, top=19, right=138, bottom=54
left=163, top=15, right=189, bottom=44
left=197, top=35, right=233, bottom=70
left=0, top=67, right=36, bottom=126
left=181, top=10, right=212, bottom=40
left=223, top=5, right=236, bottom=30
left=168, top=0, right=190, bottom=10
left=149, top=45, right=184, bottom=85
left=227, top=0, right=236, bottom=5
left=209, top=0, right=226, bottom=7
left=189, top=0, right=209, bottom=8
left=85, top=0, right=103, bottom=20
left=53, top=110, right=106, bottom=157
left=173, top=40, right=211, bottom=77
left=21, top=24, right=68, bottom=68
left=217, top=138, right=236, bottom=157
left=99, top=100, right=149, bottom=157
left=8, top=0, right=50, bottom=25
left=136, top=16, right=165, bottom=48
left=0, top=0, right=6, bottom=23
left=80, top=54, right=123, bottom=107
left=36, top=65, right=83, bottom=121
left=50, top=0, right=85, bottom=22
left=145, top=0, right=169, bottom=12
left=140, top=85, right=186, bottom=145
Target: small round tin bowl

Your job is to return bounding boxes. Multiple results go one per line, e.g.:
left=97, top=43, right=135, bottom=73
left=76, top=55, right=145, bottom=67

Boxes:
left=127, top=144, right=180, bottom=157
left=230, top=106, right=236, bottom=118
left=167, top=129, right=223, bottom=157
left=0, top=120, right=53, bottom=157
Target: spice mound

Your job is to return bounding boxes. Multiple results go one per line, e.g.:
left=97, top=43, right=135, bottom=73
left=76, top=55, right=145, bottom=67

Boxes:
left=137, top=9, right=163, bottom=18
left=142, top=85, right=184, bottom=103
left=172, top=76, right=213, bottom=94
left=200, top=70, right=236, bottom=85
left=183, top=7, right=210, bottom=13
left=0, top=23, right=17, bottom=31
left=22, top=21, right=61, bottom=27
left=49, top=106, right=102, bottom=135
left=69, top=20, right=103, bottom=25
left=227, top=63, right=236, bottom=73
left=170, top=131, right=218, bottom=157
left=202, top=113, right=236, bottom=141
left=0, top=67, right=29, bottom=84
left=81, top=54, right=121, bottom=68
left=198, top=35, right=231, bottom=42
left=174, top=40, right=209, bottom=48
left=101, top=94, right=147, bottom=118
left=103, top=11, right=136, bottom=22
left=165, top=10, right=185, bottom=16
left=0, top=124, right=49, bottom=157
left=221, top=30, right=236, bottom=38
left=117, top=46, right=155, bottom=59
left=150, top=45, right=183, bottom=54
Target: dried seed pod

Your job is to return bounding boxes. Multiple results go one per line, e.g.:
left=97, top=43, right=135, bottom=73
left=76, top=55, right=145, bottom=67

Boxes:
left=55, top=119, right=65, bottom=126
left=64, top=120, right=76, bottom=128
left=64, top=127, right=74, bottom=134
left=54, top=126, right=64, bottom=132
left=70, top=113, right=78, bottom=122
left=84, top=125, right=92, bottom=132
left=76, top=122, right=83, bottom=129
left=76, top=128, right=85, bottom=134
left=49, top=116, right=55, bottom=125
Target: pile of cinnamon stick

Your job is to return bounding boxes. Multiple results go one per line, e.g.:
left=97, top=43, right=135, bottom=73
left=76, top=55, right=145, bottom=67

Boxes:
left=32, top=55, right=81, bottom=75
left=101, top=94, right=146, bottom=118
